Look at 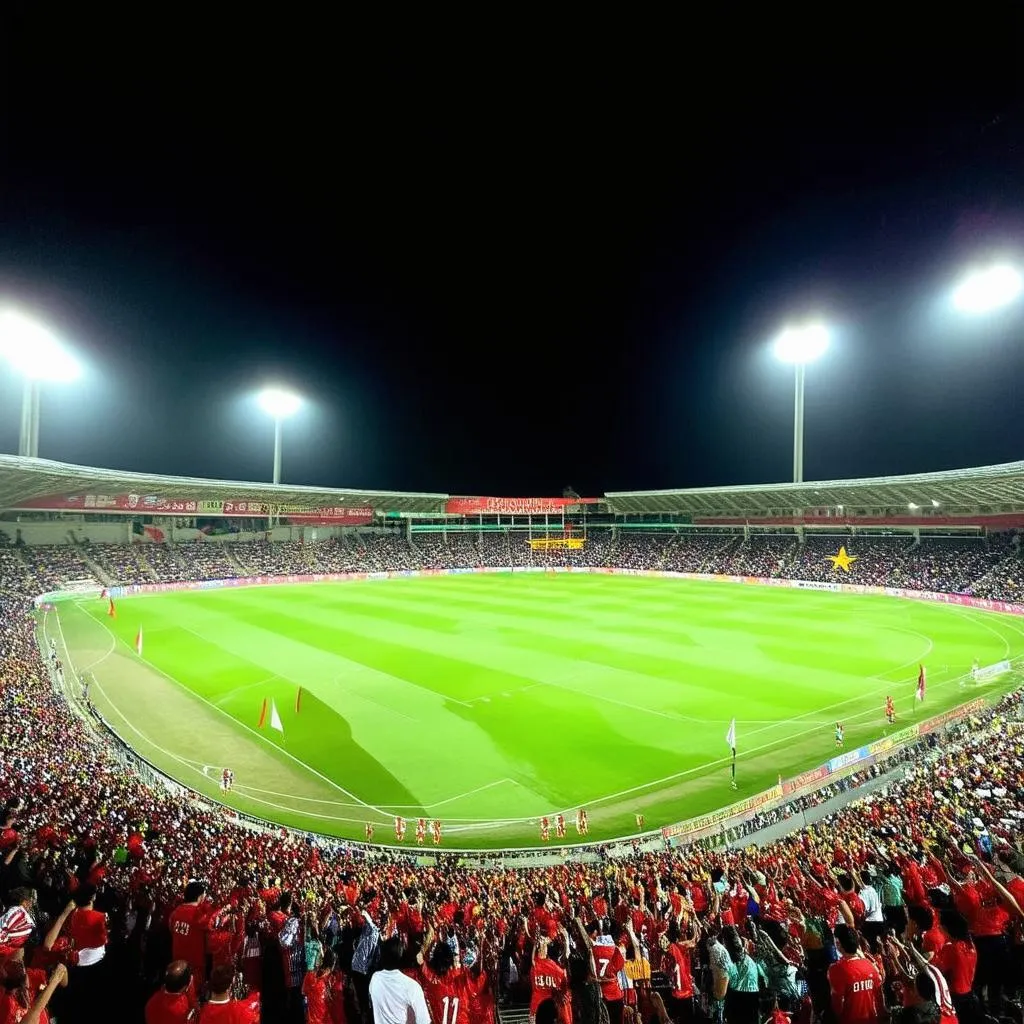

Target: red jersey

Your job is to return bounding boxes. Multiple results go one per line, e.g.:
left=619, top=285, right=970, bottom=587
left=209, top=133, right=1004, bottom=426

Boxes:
left=0, top=969, right=50, bottom=1024
left=303, top=971, right=332, bottom=1024
left=199, top=997, right=259, bottom=1023
left=921, top=923, right=949, bottom=959
left=67, top=907, right=108, bottom=953
left=663, top=943, right=693, bottom=999
left=170, top=902, right=215, bottom=972
left=422, top=965, right=469, bottom=1024
left=465, top=970, right=494, bottom=1024
left=955, top=882, right=1009, bottom=938
left=145, top=986, right=200, bottom=1024
left=933, top=940, right=977, bottom=995
left=591, top=944, right=625, bottom=1002
left=827, top=955, right=884, bottom=1024
left=530, top=958, right=567, bottom=1015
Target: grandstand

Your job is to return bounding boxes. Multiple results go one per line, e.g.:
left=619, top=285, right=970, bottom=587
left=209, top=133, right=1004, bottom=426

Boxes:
left=3, top=454, right=1024, bottom=1021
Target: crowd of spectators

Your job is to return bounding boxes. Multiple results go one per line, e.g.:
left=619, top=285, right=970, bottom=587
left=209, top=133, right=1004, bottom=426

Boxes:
left=4, top=533, right=1024, bottom=1022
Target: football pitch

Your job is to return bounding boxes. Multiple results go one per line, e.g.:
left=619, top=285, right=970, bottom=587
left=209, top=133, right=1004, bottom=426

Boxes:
left=49, top=572, right=1024, bottom=848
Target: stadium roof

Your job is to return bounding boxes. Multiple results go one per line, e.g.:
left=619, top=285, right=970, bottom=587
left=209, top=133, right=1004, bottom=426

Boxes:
left=605, top=462, right=1024, bottom=517
left=0, top=455, right=448, bottom=513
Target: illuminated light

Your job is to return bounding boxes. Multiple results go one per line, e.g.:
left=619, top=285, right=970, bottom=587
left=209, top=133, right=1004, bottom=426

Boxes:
left=772, top=323, right=829, bottom=364
left=0, top=310, right=81, bottom=381
left=256, top=387, right=302, bottom=419
left=952, top=263, right=1022, bottom=314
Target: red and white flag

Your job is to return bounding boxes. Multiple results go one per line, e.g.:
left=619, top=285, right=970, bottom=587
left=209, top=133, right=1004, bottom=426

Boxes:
left=916, top=664, right=926, bottom=702
left=135, top=626, right=143, bottom=656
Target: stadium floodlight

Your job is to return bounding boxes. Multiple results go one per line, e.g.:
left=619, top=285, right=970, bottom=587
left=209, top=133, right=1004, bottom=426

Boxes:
left=256, top=387, right=302, bottom=485
left=931, top=499, right=940, bottom=507
left=0, top=309, right=82, bottom=458
left=772, top=323, right=829, bottom=484
left=952, top=263, right=1023, bottom=314
left=908, top=502, right=919, bottom=510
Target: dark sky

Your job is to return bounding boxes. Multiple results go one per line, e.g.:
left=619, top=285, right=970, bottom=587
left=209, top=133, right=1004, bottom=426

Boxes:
left=3, top=10, right=1024, bottom=498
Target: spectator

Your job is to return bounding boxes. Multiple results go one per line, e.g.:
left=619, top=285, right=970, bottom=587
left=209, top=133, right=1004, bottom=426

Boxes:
left=145, top=960, right=199, bottom=1024
left=367, top=937, right=430, bottom=1024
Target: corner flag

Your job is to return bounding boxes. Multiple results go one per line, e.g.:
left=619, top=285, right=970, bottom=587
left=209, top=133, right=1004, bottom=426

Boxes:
left=916, top=665, right=926, bottom=702
left=135, top=626, right=143, bottom=656
left=269, top=699, right=284, bottom=733
left=107, top=598, right=116, bottom=618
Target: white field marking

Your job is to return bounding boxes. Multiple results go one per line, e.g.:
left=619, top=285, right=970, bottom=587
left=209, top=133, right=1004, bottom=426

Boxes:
left=422, top=778, right=519, bottom=810
left=213, top=673, right=282, bottom=707
left=82, top=612, right=393, bottom=817
left=946, top=603, right=1011, bottom=658
left=443, top=658, right=984, bottom=832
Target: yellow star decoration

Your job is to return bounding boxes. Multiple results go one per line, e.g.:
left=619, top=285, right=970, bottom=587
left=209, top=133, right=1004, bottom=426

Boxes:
left=827, top=546, right=858, bottom=573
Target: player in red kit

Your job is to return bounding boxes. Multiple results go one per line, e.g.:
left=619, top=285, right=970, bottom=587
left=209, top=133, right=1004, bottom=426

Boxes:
left=828, top=925, right=884, bottom=1024
left=885, top=697, right=895, bottom=725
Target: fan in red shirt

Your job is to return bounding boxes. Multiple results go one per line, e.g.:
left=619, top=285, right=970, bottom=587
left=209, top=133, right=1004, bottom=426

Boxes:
left=932, top=911, right=977, bottom=998
left=169, top=882, right=222, bottom=985
left=659, top=926, right=695, bottom=1014
left=302, top=951, right=337, bottom=1024
left=827, top=925, right=884, bottom=1024
left=421, top=940, right=470, bottom=1024
left=145, top=960, right=200, bottom=1024
left=66, top=885, right=108, bottom=966
left=529, top=938, right=568, bottom=1024
left=199, top=964, right=259, bottom=1023
left=589, top=930, right=626, bottom=1023
left=0, top=960, right=66, bottom=1024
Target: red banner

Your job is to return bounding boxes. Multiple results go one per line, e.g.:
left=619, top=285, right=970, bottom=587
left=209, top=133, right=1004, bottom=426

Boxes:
left=14, top=493, right=373, bottom=523
left=445, top=496, right=599, bottom=516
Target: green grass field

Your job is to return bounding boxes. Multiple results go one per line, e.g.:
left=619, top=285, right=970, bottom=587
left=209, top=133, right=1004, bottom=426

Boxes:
left=48, top=573, right=1024, bottom=848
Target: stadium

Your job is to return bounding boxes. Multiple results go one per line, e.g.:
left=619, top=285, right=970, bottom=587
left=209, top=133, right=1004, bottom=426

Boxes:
left=6, top=455, right=1024, bottom=854
left=7, top=23, right=1024, bottom=1024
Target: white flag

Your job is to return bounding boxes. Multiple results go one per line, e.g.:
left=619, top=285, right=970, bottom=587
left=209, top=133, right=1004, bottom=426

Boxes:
left=135, top=626, right=143, bottom=656
left=269, top=699, right=284, bottom=733
left=725, top=718, right=736, bottom=750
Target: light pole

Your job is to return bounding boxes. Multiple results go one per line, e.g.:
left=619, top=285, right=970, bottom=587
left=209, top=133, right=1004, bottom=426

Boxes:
left=952, top=262, right=1022, bottom=314
left=0, top=310, right=81, bottom=457
left=772, top=323, right=829, bottom=483
left=256, top=387, right=302, bottom=485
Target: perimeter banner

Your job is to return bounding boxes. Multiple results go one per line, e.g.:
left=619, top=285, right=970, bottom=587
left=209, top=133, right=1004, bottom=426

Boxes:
left=13, top=492, right=374, bottom=523
left=445, top=496, right=600, bottom=515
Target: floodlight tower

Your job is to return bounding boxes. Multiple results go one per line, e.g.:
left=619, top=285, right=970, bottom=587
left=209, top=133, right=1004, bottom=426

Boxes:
left=0, top=310, right=82, bottom=457
left=256, top=387, right=302, bottom=485
left=772, top=323, right=829, bottom=484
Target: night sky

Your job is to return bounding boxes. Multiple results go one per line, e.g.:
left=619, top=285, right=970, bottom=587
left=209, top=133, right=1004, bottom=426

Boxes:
left=3, top=11, right=1024, bottom=498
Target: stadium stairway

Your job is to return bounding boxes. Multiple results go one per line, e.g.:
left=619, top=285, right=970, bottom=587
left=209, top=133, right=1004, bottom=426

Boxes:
left=76, top=546, right=112, bottom=587
left=497, top=1004, right=531, bottom=1024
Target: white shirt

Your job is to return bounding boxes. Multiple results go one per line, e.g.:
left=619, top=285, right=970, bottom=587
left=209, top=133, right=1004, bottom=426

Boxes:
left=369, top=969, right=431, bottom=1024
left=859, top=884, right=883, bottom=922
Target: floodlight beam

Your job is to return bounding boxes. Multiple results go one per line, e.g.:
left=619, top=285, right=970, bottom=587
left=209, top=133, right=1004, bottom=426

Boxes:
left=273, top=416, right=283, bottom=486
left=952, top=263, right=1023, bottom=314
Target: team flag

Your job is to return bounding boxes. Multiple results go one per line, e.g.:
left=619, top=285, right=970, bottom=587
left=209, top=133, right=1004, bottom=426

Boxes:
left=135, top=626, right=143, bottom=656
left=107, top=598, right=116, bottom=618
left=269, top=699, right=284, bottom=733
left=725, top=718, right=737, bottom=750
left=295, top=687, right=303, bottom=714
left=916, top=665, right=927, bottom=702
left=258, top=699, right=268, bottom=728
left=431, top=819, right=442, bottom=845
left=575, top=809, right=588, bottom=835
left=394, top=816, right=406, bottom=842
left=555, top=814, right=566, bottom=839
